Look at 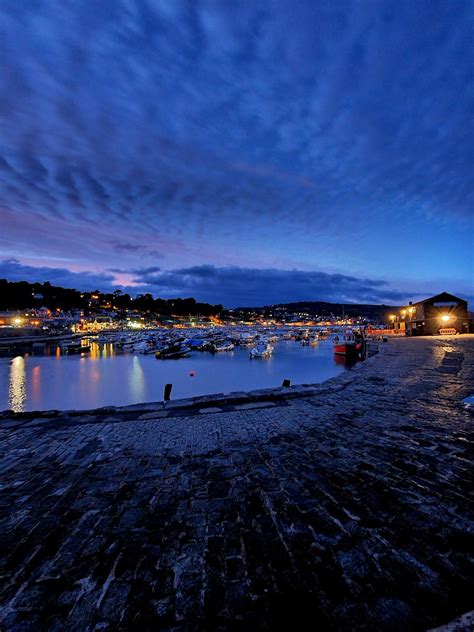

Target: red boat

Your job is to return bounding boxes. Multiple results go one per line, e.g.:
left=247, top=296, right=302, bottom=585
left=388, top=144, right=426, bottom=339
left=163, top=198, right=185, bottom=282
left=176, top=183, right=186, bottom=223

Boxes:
left=333, top=329, right=362, bottom=357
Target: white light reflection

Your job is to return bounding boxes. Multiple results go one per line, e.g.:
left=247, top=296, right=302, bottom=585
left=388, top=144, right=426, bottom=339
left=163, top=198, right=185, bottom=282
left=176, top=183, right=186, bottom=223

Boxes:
left=9, top=356, right=26, bottom=412
left=129, top=356, right=145, bottom=402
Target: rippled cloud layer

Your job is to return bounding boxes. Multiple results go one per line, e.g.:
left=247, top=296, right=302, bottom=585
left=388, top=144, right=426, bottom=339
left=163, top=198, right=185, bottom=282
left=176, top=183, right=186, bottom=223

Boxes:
left=0, top=1, right=472, bottom=302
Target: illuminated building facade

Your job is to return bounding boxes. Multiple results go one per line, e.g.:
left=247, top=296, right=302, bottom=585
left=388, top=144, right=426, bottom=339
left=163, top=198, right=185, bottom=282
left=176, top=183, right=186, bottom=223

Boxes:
left=397, top=292, right=469, bottom=336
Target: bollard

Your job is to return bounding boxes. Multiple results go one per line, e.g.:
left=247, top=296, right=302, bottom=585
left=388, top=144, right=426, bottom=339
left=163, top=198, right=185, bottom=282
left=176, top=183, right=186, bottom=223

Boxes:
left=282, top=379, right=291, bottom=387
left=163, top=383, right=173, bottom=402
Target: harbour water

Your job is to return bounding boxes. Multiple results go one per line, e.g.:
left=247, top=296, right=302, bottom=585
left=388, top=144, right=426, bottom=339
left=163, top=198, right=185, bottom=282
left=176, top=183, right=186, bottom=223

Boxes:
left=0, top=339, right=349, bottom=412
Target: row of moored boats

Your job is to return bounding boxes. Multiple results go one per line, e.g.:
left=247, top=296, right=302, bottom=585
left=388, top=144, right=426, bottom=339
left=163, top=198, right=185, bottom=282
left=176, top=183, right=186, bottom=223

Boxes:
left=56, top=327, right=365, bottom=360
left=62, top=327, right=332, bottom=359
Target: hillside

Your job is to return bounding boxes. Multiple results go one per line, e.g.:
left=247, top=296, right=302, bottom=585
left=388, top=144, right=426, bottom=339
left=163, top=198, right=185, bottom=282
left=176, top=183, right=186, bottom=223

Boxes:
left=235, top=301, right=400, bottom=321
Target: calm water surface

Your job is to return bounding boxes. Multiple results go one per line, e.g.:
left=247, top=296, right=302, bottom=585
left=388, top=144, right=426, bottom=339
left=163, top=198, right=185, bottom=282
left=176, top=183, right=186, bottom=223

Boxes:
left=0, top=340, right=349, bottom=412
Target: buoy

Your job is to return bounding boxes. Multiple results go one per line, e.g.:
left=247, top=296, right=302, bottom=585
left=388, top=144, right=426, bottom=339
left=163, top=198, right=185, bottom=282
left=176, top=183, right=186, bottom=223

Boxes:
left=189, top=370, right=196, bottom=377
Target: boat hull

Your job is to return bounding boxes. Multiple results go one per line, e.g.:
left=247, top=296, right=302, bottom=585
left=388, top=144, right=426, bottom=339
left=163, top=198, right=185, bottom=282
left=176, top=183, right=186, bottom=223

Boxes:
left=333, top=343, right=359, bottom=356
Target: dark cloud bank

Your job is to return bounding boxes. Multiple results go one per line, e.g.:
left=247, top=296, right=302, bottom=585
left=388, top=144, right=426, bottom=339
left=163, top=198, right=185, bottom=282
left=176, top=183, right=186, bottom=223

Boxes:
left=1, top=258, right=414, bottom=307
left=132, top=264, right=410, bottom=306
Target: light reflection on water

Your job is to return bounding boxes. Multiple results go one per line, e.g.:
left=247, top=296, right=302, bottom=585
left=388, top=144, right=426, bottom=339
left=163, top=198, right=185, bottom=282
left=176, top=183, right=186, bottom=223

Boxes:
left=129, top=356, right=145, bottom=402
left=8, top=356, right=26, bottom=412
left=1, top=340, right=350, bottom=412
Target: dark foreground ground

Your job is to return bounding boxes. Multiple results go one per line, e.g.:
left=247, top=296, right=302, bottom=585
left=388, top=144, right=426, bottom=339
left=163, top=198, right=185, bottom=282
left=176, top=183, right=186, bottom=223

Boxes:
left=0, top=336, right=473, bottom=631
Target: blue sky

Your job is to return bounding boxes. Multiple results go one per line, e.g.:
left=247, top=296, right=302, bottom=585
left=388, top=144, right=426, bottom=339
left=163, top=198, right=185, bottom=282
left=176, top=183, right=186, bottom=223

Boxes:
left=0, top=0, right=472, bottom=306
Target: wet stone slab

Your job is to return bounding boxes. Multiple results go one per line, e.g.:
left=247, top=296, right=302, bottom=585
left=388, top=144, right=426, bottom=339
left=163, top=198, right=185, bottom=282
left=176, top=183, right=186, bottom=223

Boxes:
left=0, top=336, right=473, bottom=631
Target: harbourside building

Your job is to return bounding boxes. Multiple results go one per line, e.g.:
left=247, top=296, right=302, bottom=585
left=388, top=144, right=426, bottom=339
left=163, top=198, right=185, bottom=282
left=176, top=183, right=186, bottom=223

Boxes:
left=73, top=315, right=116, bottom=333
left=389, top=292, right=469, bottom=336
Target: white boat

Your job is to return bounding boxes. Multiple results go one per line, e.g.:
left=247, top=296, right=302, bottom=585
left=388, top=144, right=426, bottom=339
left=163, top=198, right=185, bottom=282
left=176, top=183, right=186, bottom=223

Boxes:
left=249, top=343, right=274, bottom=358
left=133, top=341, right=150, bottom=353
left=239, top=338, right=256, bottom=347
left=212, top=342, right=235, bottom=352
left=265, top=334, right=278, bottom=342
left=239, top=332, right=256, bottom=343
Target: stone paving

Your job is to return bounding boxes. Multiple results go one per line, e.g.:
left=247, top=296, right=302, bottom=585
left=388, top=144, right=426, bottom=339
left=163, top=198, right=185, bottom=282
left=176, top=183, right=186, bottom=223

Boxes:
left=0, top=336, right=473, bottom=631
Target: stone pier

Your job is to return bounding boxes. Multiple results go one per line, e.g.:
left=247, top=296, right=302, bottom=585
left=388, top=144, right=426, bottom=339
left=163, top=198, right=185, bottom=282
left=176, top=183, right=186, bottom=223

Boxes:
left=0, top=336, right=473, bottom=630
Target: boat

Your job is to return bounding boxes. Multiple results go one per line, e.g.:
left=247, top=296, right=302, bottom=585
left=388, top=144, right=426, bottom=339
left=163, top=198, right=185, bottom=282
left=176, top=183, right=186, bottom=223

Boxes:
left=155, top=343, right=190, bottom=359
left=332, top=329, right=362, bottom=357
left=160, top=350, right=190, bottom=359
left=238, top=332, right=256, bottom=344
left=239, top=337, right=256, bottom=347
left=211, top=341, right=235, bottom=352
left=295, top=329, right=310, bottom=341
left=249, top=343, right=274, bottom=358
left=186, top=339, right=212, bottom=351
left=62, top=342, right=91, bottom=354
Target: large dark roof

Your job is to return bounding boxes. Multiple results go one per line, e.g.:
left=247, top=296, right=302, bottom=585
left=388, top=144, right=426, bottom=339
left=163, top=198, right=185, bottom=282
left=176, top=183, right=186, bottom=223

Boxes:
left=413, top=291, right=467, bottom=306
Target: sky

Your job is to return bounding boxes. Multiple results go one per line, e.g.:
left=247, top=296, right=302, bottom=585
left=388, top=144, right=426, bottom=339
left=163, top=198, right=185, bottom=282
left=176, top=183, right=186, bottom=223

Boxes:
left=0, top=0, right=473, bottom=307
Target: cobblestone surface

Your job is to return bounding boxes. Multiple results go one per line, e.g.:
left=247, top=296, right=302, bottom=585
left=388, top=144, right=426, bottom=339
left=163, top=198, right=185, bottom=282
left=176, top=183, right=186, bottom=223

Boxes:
left=0, top=336, right=473, bottom=631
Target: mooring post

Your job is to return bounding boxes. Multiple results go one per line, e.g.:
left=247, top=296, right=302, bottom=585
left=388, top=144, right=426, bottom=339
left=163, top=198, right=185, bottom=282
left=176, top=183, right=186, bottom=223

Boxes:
left=163, top=383, right=172, bottom=407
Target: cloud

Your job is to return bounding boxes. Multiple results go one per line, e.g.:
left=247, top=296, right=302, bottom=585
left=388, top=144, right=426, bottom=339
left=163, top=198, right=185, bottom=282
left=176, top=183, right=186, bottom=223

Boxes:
left=112, top=242, right=146, bottom=253
left=0, top=258, right=407, bottom=305
left=131, top=264, right=408, bottom=306
left=111, top=241, right=164, bottom=258
left=2, top=258, right=472, bottom=308
left=0, top=1, right=472, bottom=290
left=0, top=258, right=119, bottom=292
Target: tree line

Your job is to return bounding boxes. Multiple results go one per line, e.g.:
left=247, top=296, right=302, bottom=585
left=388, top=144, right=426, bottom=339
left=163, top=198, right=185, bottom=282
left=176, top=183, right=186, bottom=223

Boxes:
left=0, top=279, right=223, bottom=317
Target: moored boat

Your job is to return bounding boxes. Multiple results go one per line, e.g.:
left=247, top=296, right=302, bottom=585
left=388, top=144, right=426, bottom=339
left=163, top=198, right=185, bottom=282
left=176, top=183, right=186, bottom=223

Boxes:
left=155, top=343, right=190, bottom=359
left=333, top=329, right=362, bottom=357
left=211, top=341, right=235, bottom=352
left=249, top=343, right=274, bottom=359
left=61, top=342, right=91, bottom=354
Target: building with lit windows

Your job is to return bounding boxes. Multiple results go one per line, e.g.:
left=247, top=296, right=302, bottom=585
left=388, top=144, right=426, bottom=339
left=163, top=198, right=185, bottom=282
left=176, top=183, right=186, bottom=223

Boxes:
left=391, top=292, right=469, bottom=336
left=73, top=316, right=116, bottom=333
